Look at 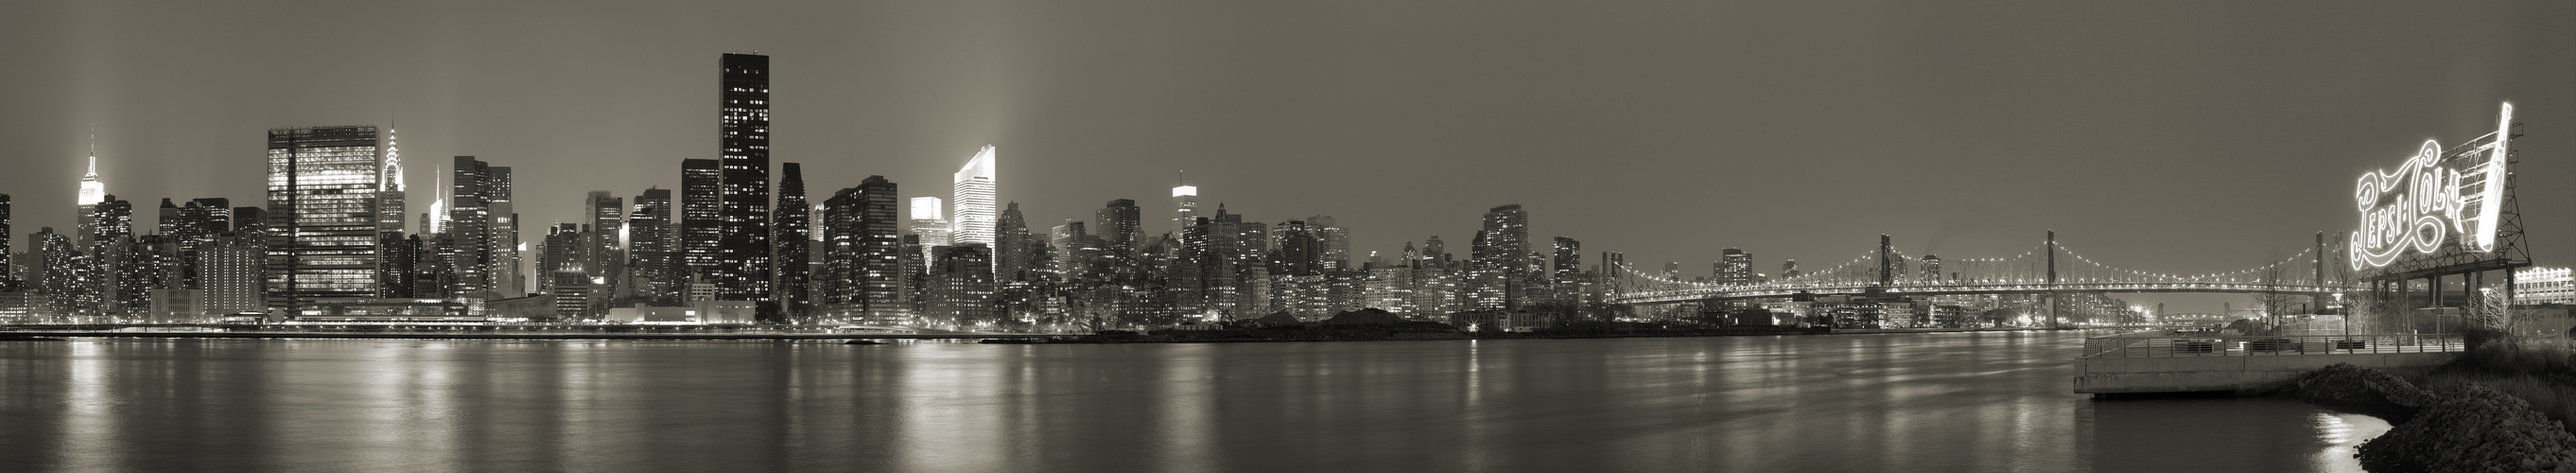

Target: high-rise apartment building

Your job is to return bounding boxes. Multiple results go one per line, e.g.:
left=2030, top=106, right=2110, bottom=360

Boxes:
left=583, top=191, right=625, bottom=294
left=266, top=126, right=382, bottom=310
left=540, top=223, right=589, bottom=318
left=1273, top=219, right=1318, bottom=276
left=680, top=158, right=722, bottom=272
left=168, top=199, right=230, bottom=289
left=200, top=234, right=265, bottom=317
left=994, top=201, right=1026, bottom=281
left=1308, top=216, right=1349, bottom=272
left=820, top=176, right=903, bottom=324
left=378, top=235, right=421, bottom=298
left=1552, top=236, right=1580, bottom=280
left=926, top=243, right=996, bottom=324
left=714, top=53, right=775, bottom=302
left=447, top=156, right=510, bottom=300
left=1052, top=220, right=1103, bottom=281
left=0, top=194, right=9, bottom=279
left=1093, top=200, right=1140, bottom=277
left=1721, top=248, right=1752, bottom=286
left=28, top=228, right=77, bottom=317
left=1479, top=204, right=1529, bottom=274
left=629, top=187, right=678, bottom=306
left=950, top=146, right=997, bottom=248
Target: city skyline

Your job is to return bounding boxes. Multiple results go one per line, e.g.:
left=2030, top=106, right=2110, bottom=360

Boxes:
left=3, top=2, right=2572, bottom=314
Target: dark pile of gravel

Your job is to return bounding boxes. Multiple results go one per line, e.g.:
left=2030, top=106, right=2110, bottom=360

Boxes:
left=2289, top=363, right=2576, bottom=472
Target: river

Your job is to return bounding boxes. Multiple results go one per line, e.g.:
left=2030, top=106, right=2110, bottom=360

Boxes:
left=0, top=331, right=2383, bottom=472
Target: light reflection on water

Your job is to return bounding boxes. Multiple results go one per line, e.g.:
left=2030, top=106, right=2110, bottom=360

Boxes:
left=1, top=333, right=2376, bottom=472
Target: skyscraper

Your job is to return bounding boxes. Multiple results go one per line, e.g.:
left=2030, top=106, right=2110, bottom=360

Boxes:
left=1172, top=178, right=1197, bottom=235
left=448, top=156, right=506, bottom=300
left=1552, top=236, right=1580, bottom=280
left=1783, top=259, right=1801, bottom=279
left=539, top=223, right=589, bottom=318
left=1920, top=254, right=1942, bottom=284
left=0, top=194, right=9, bottom=279
left=1478, top=204, right=1529, bottom=274
left=76, top=136, right=104, bottom=251
left=907, top=196, right=949, bottom=264
left=680, top=158, right=722, bottom=272
left=997, top=201, right=1033, bottom=281
left=1273, top=219, right=1318, bottom=276
left=1309, top=215, right=1349, bottom=272
left=820, top=176, right=902, bottom=324
left=950, top=146, right=997, bottom=247
left=488, top=166, right=520, bottom=297
left=1720, top=248, right=1751, bottom=286
left=715, top=53, right=774, bottom=303
left=376, top=129, right=408, bottom=236
left=266, top=126, right=382, bottom=309
left=89, top=197, right=132, bottom=317
left=584, top=190, right=625, bottom=301
left=927, top=244, right=996, bottom=324
left=378, top=235, right=420, bottom=298
left=773, top=163, right=810, bottom=321
left=200, top=233, right=264, bottom=317
left=629, top=187, right=677, bottom=306
left=1094, top=199, right=1140, bottom=277
left=29, top=227, right=77, bottom=318
left=1052, top=220, right=1102, bottom=281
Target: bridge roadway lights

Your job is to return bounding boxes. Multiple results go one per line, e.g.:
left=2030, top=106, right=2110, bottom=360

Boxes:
left=1613, top=283, right=2358, bottom=306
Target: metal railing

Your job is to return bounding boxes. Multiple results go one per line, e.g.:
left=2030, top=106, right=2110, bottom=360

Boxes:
left=2080, top=333, right=2465, bottom=359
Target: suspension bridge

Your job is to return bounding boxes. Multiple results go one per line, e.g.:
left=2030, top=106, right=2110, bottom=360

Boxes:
left=1610, top=231, right=2356, bottom=306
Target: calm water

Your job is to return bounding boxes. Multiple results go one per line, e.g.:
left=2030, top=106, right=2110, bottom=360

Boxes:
left=1, top=332, right=2382, bottom=472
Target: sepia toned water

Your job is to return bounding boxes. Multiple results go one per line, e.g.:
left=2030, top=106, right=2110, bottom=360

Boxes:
left=0, top=332, right=2381, bottom=472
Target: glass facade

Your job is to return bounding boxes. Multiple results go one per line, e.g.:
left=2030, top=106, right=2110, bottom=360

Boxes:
left=266, top=126, right=381, bottom=308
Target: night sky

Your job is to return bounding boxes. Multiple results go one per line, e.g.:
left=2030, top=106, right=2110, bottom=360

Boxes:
left=3, top=1, right=2570, bottom=312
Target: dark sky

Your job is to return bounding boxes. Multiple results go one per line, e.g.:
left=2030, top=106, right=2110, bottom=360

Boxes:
left=4, top=1, right=2570, bottom=312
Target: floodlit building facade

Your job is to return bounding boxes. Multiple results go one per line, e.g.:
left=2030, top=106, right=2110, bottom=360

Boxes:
left=950, top=146, right=997, bottom=248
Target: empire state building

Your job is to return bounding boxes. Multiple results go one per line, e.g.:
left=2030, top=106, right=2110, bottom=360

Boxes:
left=76, top=135, right=105, bottom=249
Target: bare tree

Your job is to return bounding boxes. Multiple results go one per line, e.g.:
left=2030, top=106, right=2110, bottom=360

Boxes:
left=2252, top=247, right=2294, bottom=331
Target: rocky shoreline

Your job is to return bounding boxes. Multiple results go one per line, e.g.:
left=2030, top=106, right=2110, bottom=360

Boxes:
left=2284, top=363, right=2576, bottom=471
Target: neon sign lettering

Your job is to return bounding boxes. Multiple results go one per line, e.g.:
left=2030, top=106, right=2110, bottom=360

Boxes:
left=2351, top=103, right=2513, bottom=269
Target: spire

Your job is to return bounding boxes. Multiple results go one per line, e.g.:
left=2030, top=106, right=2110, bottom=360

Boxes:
left=381, top=126, right=404, bottom=192
left=427, top=164, right=446, bottom=234
left=78, top=130, right=105, bottom=206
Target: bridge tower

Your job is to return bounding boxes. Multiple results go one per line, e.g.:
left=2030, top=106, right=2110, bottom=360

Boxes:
left=1878, top=235, right=1892, bottom=288
left=2316, top=232, right=2329, bottom=306
left=2046, top=230, right=2058, bottom=326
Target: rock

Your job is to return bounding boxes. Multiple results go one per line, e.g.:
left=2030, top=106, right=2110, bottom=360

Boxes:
left=2357, top=384, right=2576, bottom=472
